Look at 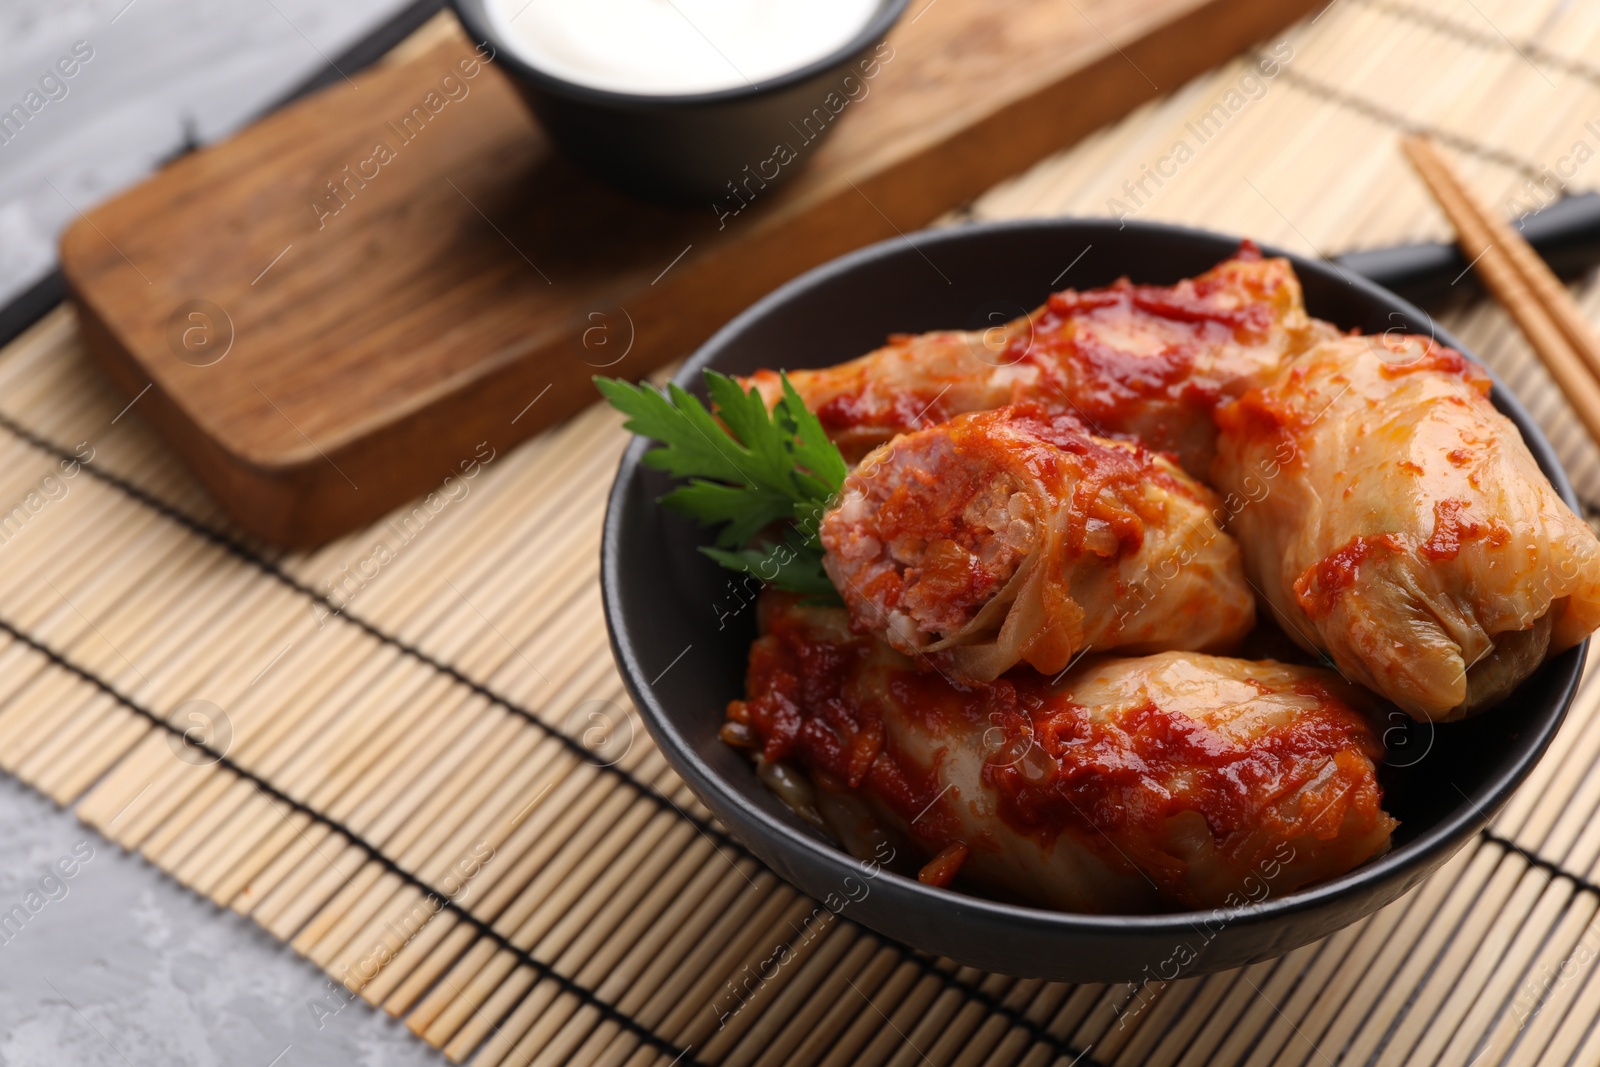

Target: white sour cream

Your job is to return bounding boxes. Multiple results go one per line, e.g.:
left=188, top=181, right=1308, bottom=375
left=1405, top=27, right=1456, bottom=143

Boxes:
left=485, top=0, right=881, bottom=96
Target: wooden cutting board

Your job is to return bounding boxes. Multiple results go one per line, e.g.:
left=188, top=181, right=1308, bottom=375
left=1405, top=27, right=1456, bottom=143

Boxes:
left=60, top=0, right=1319, bottom=547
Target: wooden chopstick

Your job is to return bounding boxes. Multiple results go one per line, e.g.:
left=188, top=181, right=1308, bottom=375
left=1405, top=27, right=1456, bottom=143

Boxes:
left=1400, top=134, right=1600, bottom=446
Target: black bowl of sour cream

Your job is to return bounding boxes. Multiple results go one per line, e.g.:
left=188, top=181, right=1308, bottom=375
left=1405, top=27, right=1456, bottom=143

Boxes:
left=451, top=0, right=909, bottom=205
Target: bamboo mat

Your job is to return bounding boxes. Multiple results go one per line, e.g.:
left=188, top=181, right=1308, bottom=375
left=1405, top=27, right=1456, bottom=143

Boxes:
left=11, top=0, right=1600, bottom=1064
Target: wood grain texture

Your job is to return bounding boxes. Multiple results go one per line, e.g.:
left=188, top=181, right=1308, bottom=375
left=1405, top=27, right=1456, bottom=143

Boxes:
left=59, top=0, right=1322, bottom=547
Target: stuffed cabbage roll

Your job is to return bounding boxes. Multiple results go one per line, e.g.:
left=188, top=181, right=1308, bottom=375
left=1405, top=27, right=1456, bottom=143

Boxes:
left=723, top=595, right=1395, bottom=913
left=743, top=325, right=1033, bottom=464
left=1213, top=334, right=1600, bottom=721
left=744, top=243, right=1336, bottom=473
left=819, top=403, right=1254, bottom=684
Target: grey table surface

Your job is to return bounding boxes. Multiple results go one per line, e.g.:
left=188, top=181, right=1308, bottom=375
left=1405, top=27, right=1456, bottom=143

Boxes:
left=0, top=2, right=447, bottom=1063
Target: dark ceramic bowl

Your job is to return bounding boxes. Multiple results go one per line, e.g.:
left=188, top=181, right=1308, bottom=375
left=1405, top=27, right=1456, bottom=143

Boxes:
left=451, top=0, right=910, bottom=204
left=601, top=218, right=1582, bottom=981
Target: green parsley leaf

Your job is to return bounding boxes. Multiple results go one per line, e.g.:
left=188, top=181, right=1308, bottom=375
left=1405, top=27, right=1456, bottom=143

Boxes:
left=598, top=370, right=846, bottom=601
left=776, top=374, right=849, bottom=495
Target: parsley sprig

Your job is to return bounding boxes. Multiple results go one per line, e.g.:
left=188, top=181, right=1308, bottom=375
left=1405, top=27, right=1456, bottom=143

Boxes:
left=596, top=370, right=848, bottom=598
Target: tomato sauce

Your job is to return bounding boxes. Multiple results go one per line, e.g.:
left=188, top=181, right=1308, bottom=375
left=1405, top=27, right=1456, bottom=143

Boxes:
left=1291, top=500, right=1513, bottom=620
left=1292, top=534, right=1406, bottom=619
left=727, top=602, right=960, bottom=841
left=1003, top=264, right=1272, bottom=430
left=982, top=691, right=1378, bottom=848
left=816, top=387, right=951, bottom=437
left=1419, top=498, right=1510, bottom=561
left=729, top=597, right=1383, bottom=868
left=829, top=403, right=1185, bottom=641
left=972, top=404, right=1172, bottom=556
left=805, top=245, right=1293, bottom=447
left=1376, top=339, right=1492, bottom=394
